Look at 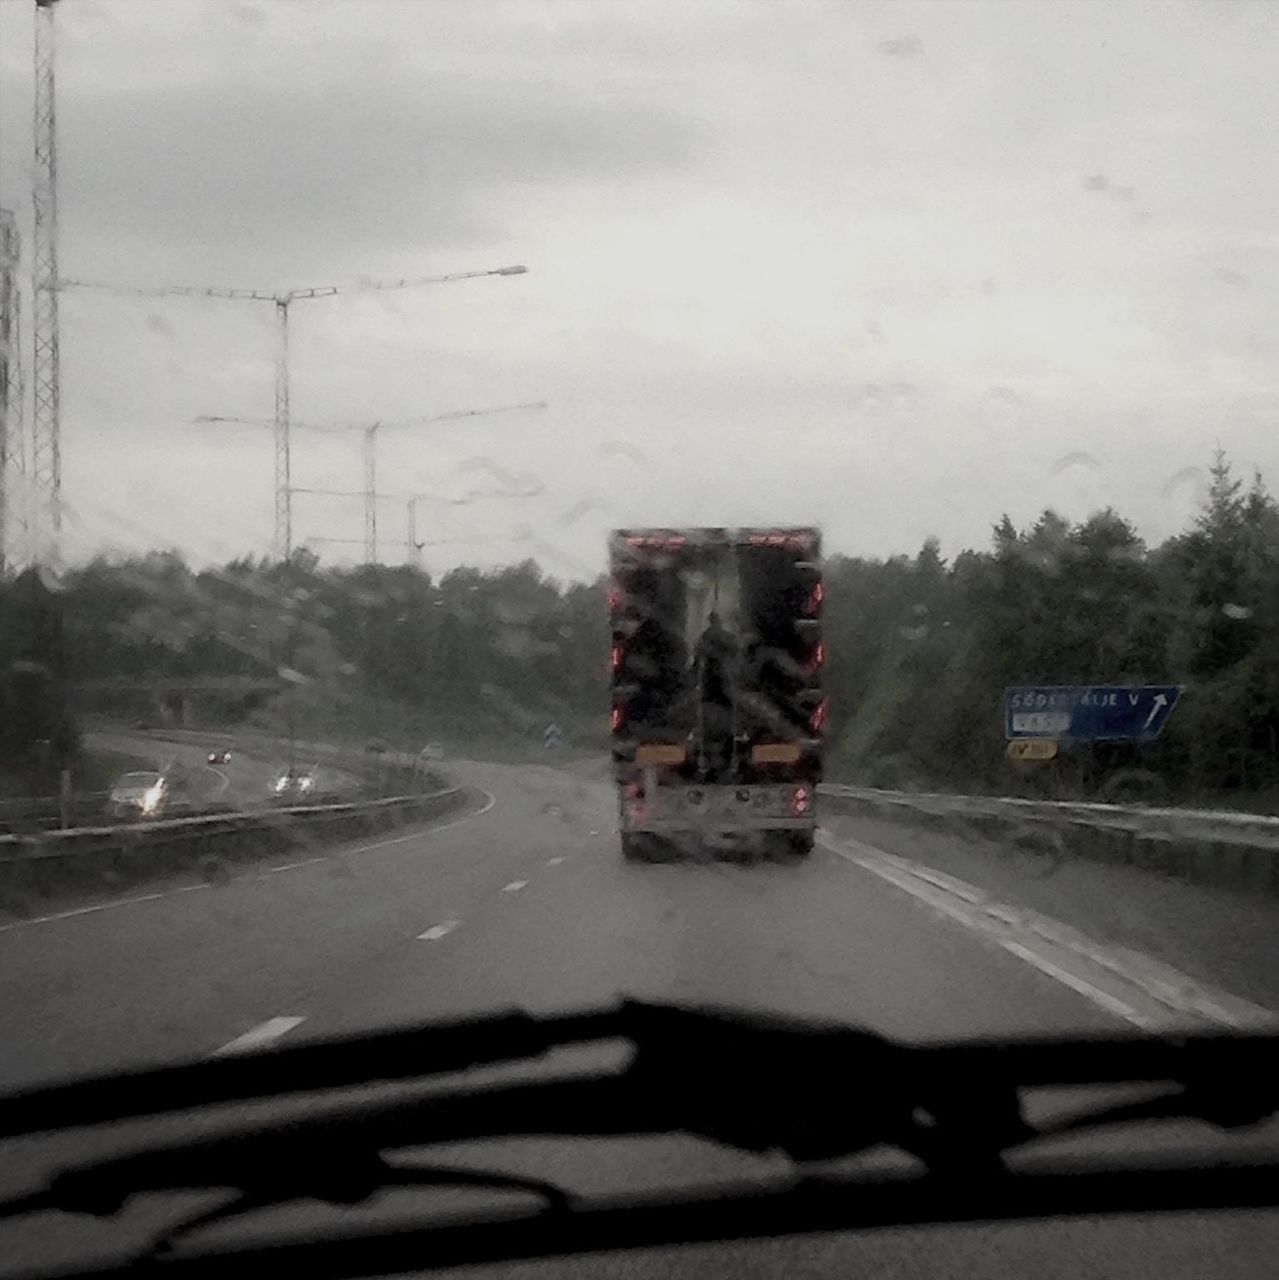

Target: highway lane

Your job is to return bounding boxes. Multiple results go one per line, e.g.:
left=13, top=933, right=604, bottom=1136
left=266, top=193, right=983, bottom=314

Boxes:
left=2, top=759, right=1279, bottom=1277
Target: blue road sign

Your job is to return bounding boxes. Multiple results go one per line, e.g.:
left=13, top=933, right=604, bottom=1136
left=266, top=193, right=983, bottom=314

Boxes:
left=1004, top=685, right=1181, bottom=742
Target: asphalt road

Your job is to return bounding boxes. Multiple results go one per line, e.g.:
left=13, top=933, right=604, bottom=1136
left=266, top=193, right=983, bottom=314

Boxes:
left=2, top=757, right=1279, bottom=1278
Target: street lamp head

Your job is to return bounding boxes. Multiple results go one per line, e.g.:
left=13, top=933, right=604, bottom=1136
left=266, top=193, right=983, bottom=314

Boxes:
left=493, top=265, right=528, bottom=276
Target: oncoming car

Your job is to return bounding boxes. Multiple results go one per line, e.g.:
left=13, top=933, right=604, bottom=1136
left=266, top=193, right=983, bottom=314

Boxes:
left=270, top=768, right=317, bottom=802
left=106, top=772, right=168, bottom=821
left=206, top=748, right=232, bottom=766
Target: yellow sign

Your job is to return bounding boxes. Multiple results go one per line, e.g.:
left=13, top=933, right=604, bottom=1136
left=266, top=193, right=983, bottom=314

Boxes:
left=1007, top=739, right=1058, bottom=762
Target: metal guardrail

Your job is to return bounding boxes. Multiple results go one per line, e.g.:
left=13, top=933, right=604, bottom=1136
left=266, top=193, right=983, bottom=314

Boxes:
left=0, top=786, right=462, bottom=865
left=820, top=784, right=1279, bottom=852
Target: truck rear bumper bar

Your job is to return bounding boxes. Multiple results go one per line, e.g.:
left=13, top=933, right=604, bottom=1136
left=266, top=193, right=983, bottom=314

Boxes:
left=620, top=817, right=815, bottom=834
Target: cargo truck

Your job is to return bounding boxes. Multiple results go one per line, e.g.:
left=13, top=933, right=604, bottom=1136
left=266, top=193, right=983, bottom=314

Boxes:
left=608, top=527, right=824, bottom=862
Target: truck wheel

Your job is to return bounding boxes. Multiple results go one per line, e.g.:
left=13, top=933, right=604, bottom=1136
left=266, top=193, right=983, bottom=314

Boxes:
left=623, top=833, right=678, bottom=863
left=767, top=831, right=814, bottom=862
left=622, top=833, right=657, bottom=862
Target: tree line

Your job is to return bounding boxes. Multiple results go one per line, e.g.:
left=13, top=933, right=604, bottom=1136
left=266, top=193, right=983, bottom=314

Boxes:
left=823, top=452, right=1279, bottom=802
left=2, top=451, right=1277, bottom=804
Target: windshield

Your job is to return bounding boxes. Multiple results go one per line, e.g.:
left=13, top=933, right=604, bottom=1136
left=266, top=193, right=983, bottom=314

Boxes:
left=2, top=1, right=1279, bottom=1275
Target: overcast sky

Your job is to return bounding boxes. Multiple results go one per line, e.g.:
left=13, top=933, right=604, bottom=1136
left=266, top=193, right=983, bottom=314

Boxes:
left=1, top=0, right=1277, bottom=578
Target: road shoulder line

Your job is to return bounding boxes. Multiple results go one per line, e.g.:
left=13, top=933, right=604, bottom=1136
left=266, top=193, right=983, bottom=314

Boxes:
left=818, top=830, right=1276, bottom=1032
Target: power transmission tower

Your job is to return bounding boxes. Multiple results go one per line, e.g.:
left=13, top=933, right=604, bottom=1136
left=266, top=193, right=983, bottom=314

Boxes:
left=1, top=209, right=27, bottom=574
left=198, top=400, right=545, bottom=564
left=67, top=265, right=528, bottom=561
left=31, top=0, right=62, bottom=563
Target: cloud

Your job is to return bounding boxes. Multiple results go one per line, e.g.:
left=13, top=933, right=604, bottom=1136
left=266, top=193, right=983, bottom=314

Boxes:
left=1083, top=174, right=1136, bottom=201
left=54, top=50, right=697, bottom=280
left=877, top=34, right=923, bottom=58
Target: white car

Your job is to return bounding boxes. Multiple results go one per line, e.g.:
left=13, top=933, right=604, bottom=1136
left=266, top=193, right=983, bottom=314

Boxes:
left=271, top=769, right=316, bottom=801
left=108, top=772, right=168, bottom=820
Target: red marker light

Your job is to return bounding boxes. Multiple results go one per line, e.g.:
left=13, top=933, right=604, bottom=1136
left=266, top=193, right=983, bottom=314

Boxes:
left=791, top=785, right=813, bottom=816
left=606, top=584, right=622, bottom=613
left=807, top=641, right=826, bottom=673
left=610, top=642, right=624, bottom=673
left=610, top=704, right=624, bottom=732
left=804, top=581, right=824, bottom=616
left=625, top=534, right=686, bottom=550
left=809, top=699, right=828, bottom=735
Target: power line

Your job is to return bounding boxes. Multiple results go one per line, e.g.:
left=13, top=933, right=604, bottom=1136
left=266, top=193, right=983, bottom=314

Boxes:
left=66, top=266, right=529, bottom=561
left=198, top=400, right=546, bottom=564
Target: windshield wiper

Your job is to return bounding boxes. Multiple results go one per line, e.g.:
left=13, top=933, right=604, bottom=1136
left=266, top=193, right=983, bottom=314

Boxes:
left=2, top=1000, right=1278, bottom=1280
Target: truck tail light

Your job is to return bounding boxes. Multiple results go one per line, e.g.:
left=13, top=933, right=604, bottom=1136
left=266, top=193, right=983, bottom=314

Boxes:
left=625, top=533, right=687, bottom=550
left=610, top=704, right=624, bottom=732
left=791, top=785, right=813, bottom=817
left=806, top=641, right=825, bottom=674
left=802, top=581, right=824, bottom=616
left=809, top=699, right=828, bottom=735
left=610, top=642, right=623, bottom=673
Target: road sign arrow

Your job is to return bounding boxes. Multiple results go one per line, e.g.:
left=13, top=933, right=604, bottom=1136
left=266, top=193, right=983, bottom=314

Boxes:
left=1142, top=692, right=1168, bottom=732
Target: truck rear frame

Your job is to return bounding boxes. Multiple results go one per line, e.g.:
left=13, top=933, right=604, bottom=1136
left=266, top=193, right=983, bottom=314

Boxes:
left=608, top=527, right=824, bottom=861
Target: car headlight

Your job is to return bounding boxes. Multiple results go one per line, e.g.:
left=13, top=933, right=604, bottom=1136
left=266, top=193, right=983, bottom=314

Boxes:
left=300, top=777, right=313, bottom=791
left=274, top=778, right=288, bottom=793
left=141, top=785, right=164, bottom=813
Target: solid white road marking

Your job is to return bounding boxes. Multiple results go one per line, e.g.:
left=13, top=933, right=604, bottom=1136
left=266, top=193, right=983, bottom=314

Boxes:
left=214, top=1016, right=305, bottom=1056
left=997, top=938, right=1151, bottom=1027
left=0, top=893, right=165, bottom=934
left=0, top=788, right=498, bottom=935
left=417, top=919, right=460, bottom=941
left=818, top=830, right=1277, bottom=1031
left=502, top=880, right=528, bottom=893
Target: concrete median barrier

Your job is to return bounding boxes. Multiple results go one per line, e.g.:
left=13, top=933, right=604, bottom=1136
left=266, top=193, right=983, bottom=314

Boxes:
left=820, top=783, right=1279, bottom=898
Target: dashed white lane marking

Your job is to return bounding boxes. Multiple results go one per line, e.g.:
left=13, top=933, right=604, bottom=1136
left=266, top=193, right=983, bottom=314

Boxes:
left=818, top=830, right=1277, bottom=1032
left=260, top=857, right=324, bottom=876
left=502, top=880, right=528, bottom=893
left=0, top=788, right=498, bottom=935
left=546, top=856, right=565, bottom=866
left=213, top=1016, right=305, bottom=1056
left=418, top=919, right=460, bottom=941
